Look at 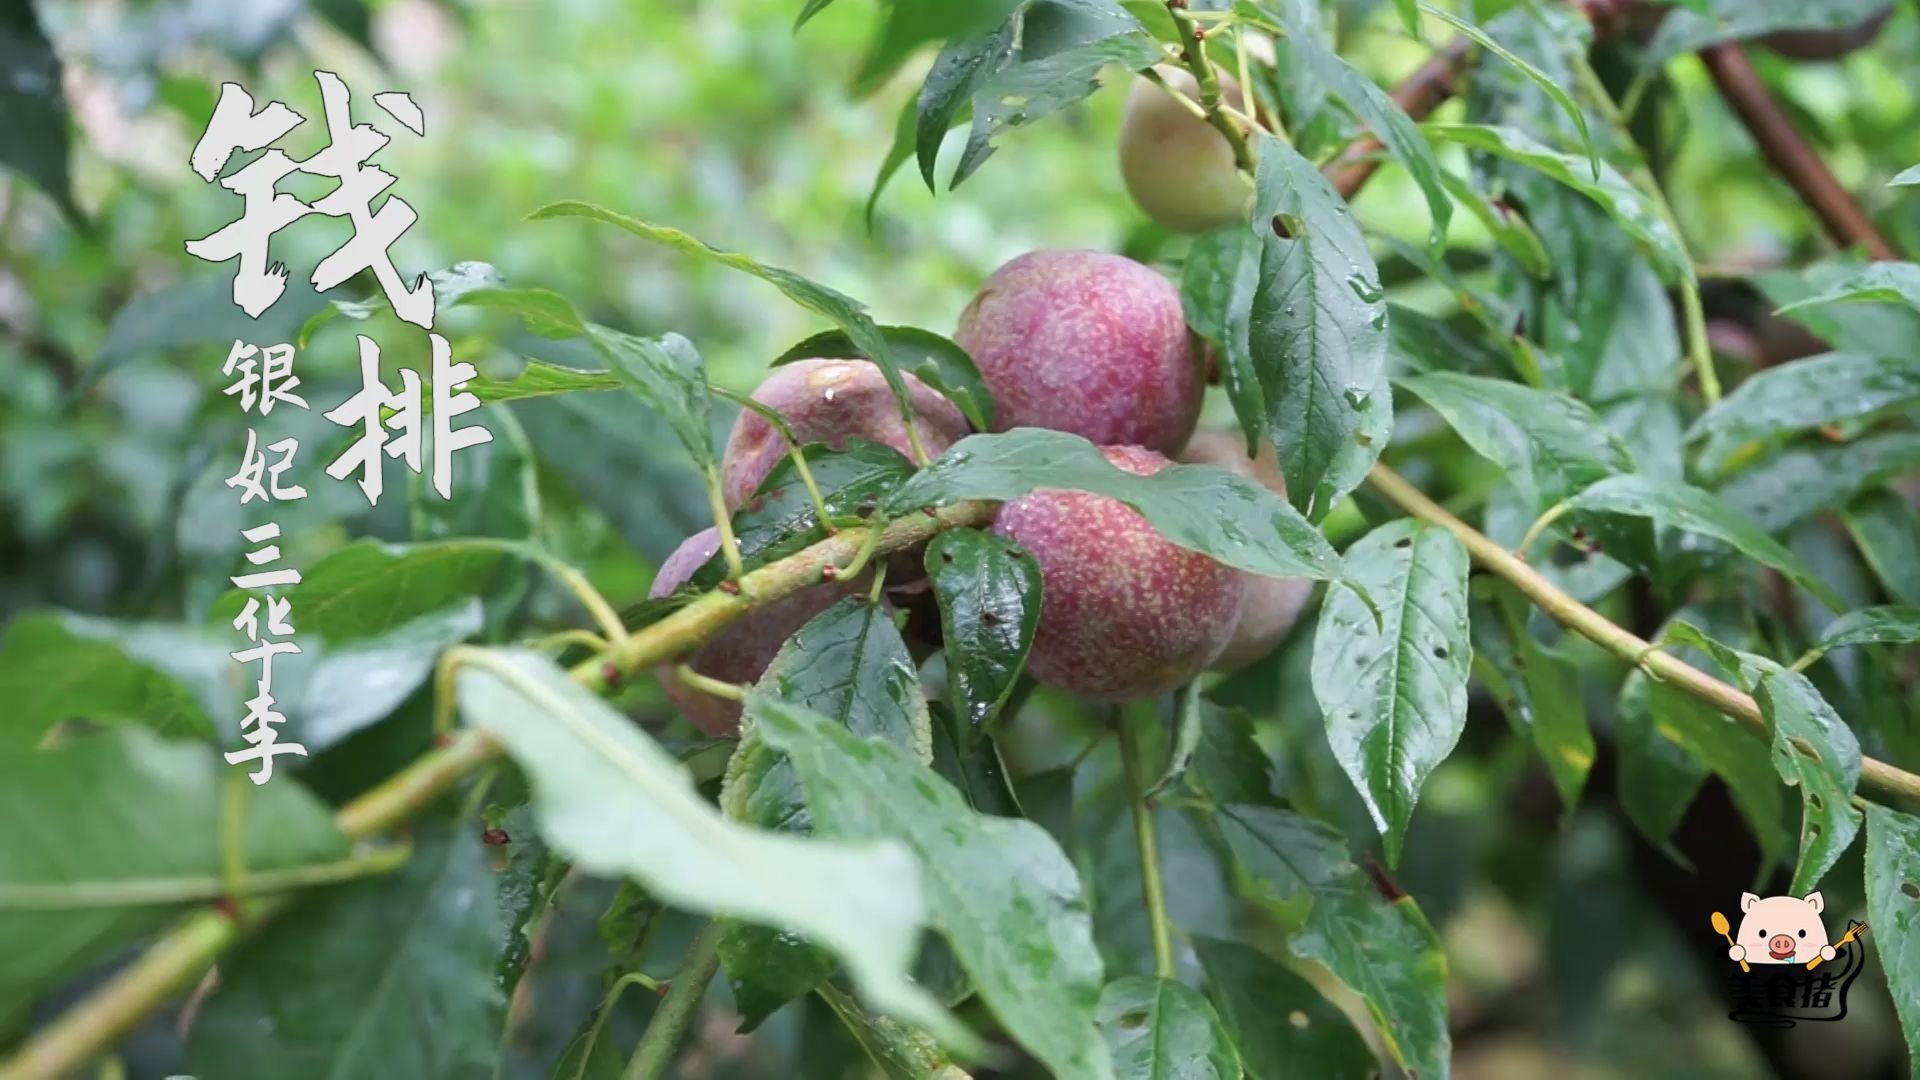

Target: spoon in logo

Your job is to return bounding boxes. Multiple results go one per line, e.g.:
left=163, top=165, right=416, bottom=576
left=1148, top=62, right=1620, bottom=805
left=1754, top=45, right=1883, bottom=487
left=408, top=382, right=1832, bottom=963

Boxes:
left=1712, top=911, right=1749, bottom=972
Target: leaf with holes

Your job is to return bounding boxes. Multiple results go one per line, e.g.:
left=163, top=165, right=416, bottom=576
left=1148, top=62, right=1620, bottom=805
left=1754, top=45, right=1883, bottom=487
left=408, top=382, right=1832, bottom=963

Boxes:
left=927, top=529, right=1041, bottom=739
left=1096, top=975, right=1242, bottom=1080
left=1311, top=519, right=1472, bottom=866
left=1753, top=666, right=1863, bottom=894
left=1865, top=805, right=1920, bottom=1058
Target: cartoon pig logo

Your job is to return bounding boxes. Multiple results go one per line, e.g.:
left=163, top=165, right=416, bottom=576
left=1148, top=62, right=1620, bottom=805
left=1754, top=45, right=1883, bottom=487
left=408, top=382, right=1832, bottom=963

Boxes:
left=1728, top=891, right=1836, bottom=965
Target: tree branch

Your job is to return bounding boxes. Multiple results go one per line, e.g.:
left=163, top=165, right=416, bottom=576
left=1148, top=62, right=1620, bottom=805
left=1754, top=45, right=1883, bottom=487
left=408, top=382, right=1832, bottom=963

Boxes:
left=1166, top=1, right=1255, bottom=173
left=1365, top=463, right=1920, bottom=805
left=0, top=502, right=995, bottom=1080
left=1698, top=43, right=1898, bottom=260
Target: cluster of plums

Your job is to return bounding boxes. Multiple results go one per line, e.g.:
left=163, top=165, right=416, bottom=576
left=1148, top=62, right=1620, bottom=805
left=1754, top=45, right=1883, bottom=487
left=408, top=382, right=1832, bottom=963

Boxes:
left=651, top=248, right=1309, bottom=736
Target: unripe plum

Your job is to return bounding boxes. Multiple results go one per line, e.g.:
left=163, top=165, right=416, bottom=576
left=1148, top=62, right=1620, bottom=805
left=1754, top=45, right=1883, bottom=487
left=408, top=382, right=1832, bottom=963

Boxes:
left=1118, top=65, right=1251, bottom=234
left=648, top=527, right=858, bottom=736
left=720, top=357, right=970, bottom=510
left=1179, top=429, right=1313, bottom=671
left=955, top=250, right=1202, bottom=452
left=992, top=445, right=1242, bottom=700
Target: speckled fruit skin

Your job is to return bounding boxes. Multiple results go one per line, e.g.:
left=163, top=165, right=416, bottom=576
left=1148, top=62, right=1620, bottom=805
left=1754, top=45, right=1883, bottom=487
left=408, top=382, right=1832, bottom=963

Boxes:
left=720, top=358, right=970, bottom=510
left=1119, top=66, right=1250, bottom=234
left=955, top=250, right=1202, bottom=452
left=648, top=527, right=856, bottom=736
left=1179, top=429, right=1313, bottom=671
left=992, top=445, right=1242, bottom=701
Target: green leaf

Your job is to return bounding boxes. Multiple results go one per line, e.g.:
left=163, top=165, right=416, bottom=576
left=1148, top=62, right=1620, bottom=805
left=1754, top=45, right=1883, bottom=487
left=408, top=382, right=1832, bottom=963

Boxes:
left=1218, top=804, right=1449, bottom=1077
left=929, top=702, right=1021, bottom=818
left=456, top=649, right=959, bottom=1044
left=188, top=828, right=503, bottom=1079
left=774, top=324, right=995, bottom=432
left=1185, top=705, right=1274, bottom=806
left=1191, top=936, right=1376, bottom=1079
left=868, top=93, right=919, bottom=227
left=472, top=359, right=622, bottom=404
left=687, top=441, right=918, bottom=593
left=817, top=982, right=972, bottom=1080
left=1772, top=262, right=1920, bottom=316
left=1753, top=666, right=1863, bottom=894
left=528, top=202, right=927, bottom=446
left=1567, top=475, right=1846, bottom=612
left=916, top=22, right=1017, bottom=189
left=883, top=429, right=1351, bottom=588
left=1311, top=519, right=1472, bottom=865
left=1894, top=163, right=1920, bottom=186
left=1648, top=662, right=1789, bottom=869
left=98, top=273, right=331, bottom=373
left=1416, top=4, right=1597, bottom=178
left=590, top=327, right=715, bottom=468
left=1755, top=258, right=1920, bottom=358
left=1438, top=169, right=1552, bottom=278
left=950, top=3, right=1160, bottom=187
left=748, top=692, right=1108, bottom=1077
left=763, top=596, right=933, bottom=762
left=1614, top=670, right=1708, bottom=854
left=853, top=0, right=1025, bottom=94
left=1248, top=133, right=1394, bottom=519
left=1648, top=0, right=1892, bottom=60
left=1148, top=681, right=1205, bottom=800
left=0, top=612, right=229, bottom=749
left=0, top=4, right=80, bottom=222
left=1687, top=353, right=1920, bottom=471
left=1843, top=491, right=1920, bottom=605
left=1096, top=975, right=1242, bottom=1080
left=1262, top=0, right=1452, bottom=245
left=1398, top=371, right=1634, bottom=512
left=0, top=730, right=349, bottom=1018
left=927, top=529, right=1042, bottom=738
left=249, top=539, right=508, bottom=643
left=1180, top=225, right=1266, bottom=456
left=1804, top=606, right=1920, bottom=657
left=1424, top=122, right=1693, bottom=284
left=1717, top=432, right=1920, bottom=534
left=1864, top=805, right=1920, bottom=1058
left=1470, top=579, right=1594, bottom=812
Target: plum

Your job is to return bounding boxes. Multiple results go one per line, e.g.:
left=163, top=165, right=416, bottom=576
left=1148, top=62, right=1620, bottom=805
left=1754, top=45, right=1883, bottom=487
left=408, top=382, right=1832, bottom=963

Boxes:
left=720, top=357, right=970, bottom=510
left=647, top=527, right=858, bottom=736
left=955, top=250, right=1202, bottom=452
left=992, top=445, right=1242, bottom=700
left=1178, top=429, right=1313, bottom=671
left=1118, top=65, right=1251, bottom=234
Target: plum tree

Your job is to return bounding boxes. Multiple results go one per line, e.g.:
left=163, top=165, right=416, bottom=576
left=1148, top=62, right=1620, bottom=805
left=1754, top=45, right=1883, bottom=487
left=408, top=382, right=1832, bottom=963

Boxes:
left=992, top=445, right=1243, bottom=700
left=1118, top=65, right=1250, bottom=233
left=647, top=526, right=859, bottom=735
left=954, top=249, right=1203, bottom=452
left=1178, top=429, right=1314, bottom=671
left=720, top=357, right=970, bottom=509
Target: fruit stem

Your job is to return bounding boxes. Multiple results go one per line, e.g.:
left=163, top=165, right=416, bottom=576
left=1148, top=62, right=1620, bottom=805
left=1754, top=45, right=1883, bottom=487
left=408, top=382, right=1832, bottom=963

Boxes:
left=1118, top=712, right=1177, bottom=980
left=623, top=917, right=726, bottom=1080
left=704, top=465, right=749, bottom=582
left=710, top=383, right=837, bottom=528
left=1364, top=462, right=1920, bottom=806
left=675, top=663, right=747, bottom=703
left=1167, top=0, right=1255, bottom=174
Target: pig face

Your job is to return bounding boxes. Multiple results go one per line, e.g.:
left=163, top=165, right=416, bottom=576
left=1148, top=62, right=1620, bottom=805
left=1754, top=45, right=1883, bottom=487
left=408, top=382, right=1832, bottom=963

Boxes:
left=1734, top=891, right=1831, bottom=964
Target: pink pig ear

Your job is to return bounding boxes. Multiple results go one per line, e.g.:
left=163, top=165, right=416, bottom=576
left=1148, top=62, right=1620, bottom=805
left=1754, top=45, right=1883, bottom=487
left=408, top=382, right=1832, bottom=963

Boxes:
left=1742, top=891, right=1761, bottom=911
left=1804, top=891, right=1824, bottom=913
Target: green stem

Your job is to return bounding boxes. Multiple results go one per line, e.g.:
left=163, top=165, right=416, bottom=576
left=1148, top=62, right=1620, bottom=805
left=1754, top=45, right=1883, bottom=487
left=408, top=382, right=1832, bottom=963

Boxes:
left=703, top=466, right=748, bottom=582
left=674, top=664, right=747, bottom=703
left=623, top=918, right=726, bottom=1080
left=1117, top=716, right=1176, bottom=980
left=1, top=502, right=997, bottom=1080
left=0, top=845, right=411, bottom=908
left=1567, top=51, right=1721, bottom=405
left=1167, top=1, right=1255, bottom=173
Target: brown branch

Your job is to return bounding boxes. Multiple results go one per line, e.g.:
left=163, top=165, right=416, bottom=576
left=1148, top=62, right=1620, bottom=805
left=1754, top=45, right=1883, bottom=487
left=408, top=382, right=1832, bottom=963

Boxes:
left=1698, top=43, right=1897, bottom=260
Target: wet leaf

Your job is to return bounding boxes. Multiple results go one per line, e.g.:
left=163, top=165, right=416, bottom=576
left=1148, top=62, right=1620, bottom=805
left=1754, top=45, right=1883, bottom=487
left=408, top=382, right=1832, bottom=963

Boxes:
left=1096, top=975, right=1242, bottom=1080
left=927, top=529, right=1041, bottom=738
left=1399, top=371, right=1633, bottom=512
left=1864, top=805, right=1920, bottom=1058
left=1311, top=519, right=1472, bottom=866
left=1192, top=936, right=1376, bottom=1079
left=1753, top=666, right=1863, bottom=895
